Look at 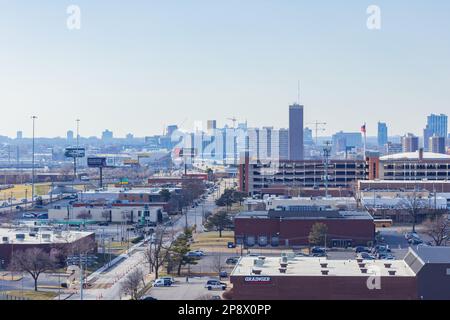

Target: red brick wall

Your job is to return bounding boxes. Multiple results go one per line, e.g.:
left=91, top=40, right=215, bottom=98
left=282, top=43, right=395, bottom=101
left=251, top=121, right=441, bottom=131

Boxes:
left=234, top=218, right=375, bottom=246
left=230, top=275, right=418, bottom=300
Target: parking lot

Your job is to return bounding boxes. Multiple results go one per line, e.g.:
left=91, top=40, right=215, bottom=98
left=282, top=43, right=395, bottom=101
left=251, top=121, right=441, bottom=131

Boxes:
left=145, top=276, right=228, bottom=300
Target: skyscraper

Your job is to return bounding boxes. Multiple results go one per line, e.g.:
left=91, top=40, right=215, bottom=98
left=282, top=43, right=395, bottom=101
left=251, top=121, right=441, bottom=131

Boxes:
left=424, top=114, right=448, bottom=151
left=207, top=120, right=217, bottom=131
left=289, top=104, right=304, bottom=160
left=102, top=129, right=113, bottom=141
left=401, top=133, right=419, bottom=153
left=429, top=135, right=446, bottom=154
left=377, top=122, right=388, bottom=147
left=67, top=130, right=74, bottom=141
left=16, top=131, right=23, bottom=140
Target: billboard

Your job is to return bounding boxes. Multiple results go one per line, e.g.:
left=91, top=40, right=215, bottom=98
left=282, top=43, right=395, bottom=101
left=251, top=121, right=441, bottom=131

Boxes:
left=87, top=157, right=107, bottom=168
left=65, top=147, right=86, bottom=158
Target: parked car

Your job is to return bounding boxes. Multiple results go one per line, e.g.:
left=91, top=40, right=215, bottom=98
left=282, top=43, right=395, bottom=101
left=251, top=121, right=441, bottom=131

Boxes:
left=359, top=252, right=376, bottom=260
left=378, top=253, right=395, bottom=260
left=15, top=206, right=23, bottom=210
left=160, top=276, right=175, bottom=285
left=311, top=247, right=327, bottom=257
left=355, top=246, right=371, bottom=253
left=153, top=278, right=172, bottom=287
left=22, top=212, right=36, bottom=219
left=186, top=250, right=205, bottom=258
left=140, top=296, right=158, bottom=300
left=1, top=202, right=8, bottom=207
left=219, top=271, right=228, bottom=278
left=409, top=238, right=423, bottom=245
left=372, top=245, right=391, bottom=254
left=36, top=213, right=48, bottom=219
left=226, top=257, right=240, bottom=265
left=205, top=279, right=227, bottom=291
left=227, top=242, right=236, bottom=249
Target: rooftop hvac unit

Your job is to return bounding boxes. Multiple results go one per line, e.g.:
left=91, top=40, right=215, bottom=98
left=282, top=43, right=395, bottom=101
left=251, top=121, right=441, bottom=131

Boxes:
left=15, top=234, right=25, bottom=241
left=41, top=234, right=51, bottom=242
left=253, top=259, right=264, bottom=267
left=2, top=237, right=8, bottom=243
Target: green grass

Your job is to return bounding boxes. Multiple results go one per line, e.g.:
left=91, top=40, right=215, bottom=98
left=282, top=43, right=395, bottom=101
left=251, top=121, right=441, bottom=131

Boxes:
left=2, top=290, right=58, bottom=300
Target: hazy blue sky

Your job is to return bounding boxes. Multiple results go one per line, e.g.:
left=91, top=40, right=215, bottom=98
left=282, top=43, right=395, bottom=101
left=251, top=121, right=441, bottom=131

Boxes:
left=1, top=1, right=449, bottom=138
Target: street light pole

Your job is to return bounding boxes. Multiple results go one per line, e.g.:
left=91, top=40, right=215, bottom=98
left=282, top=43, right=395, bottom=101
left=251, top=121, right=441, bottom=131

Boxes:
left=31, top=116, right=37, bottom=207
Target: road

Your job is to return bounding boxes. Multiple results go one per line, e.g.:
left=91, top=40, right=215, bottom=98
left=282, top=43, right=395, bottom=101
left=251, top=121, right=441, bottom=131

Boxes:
left=64, top=179, right=228, bottom=300
left=145, top=276, right=226, bottom=300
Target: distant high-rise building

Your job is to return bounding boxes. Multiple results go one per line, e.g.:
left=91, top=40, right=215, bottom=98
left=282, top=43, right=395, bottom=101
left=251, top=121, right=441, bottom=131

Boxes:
left=331, top=131, right=363, bottom=153
left=424, top=114, right=448, bottom=150
left=385, top=142, right=403, bottom=155
left=429, top=135, right=446, bottom=154
left=377, top=122, right=388, bottom=147
left=166, top=125, right=178, bottom=137
left=278, top=129, right=289, bottom=161
left=67, top=130, right=74, bottom=141
left=16, top=131, right=23, bottom=140
left=304, top=127, right=314, bottom=146
left=289, top=104, right=304, bottom=160
left=402, top=133, right=419, bottom=152
left=126, top=133, right=134, bottom=140
left=207, top=120, right=217, bottom=131
left=102, top=129, right=113, bottom=141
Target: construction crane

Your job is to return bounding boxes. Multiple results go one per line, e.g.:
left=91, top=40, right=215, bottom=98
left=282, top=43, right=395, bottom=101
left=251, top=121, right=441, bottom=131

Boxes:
left=307, top=121, right=327, bottom=145
left=227, top=117, right=238, bottom=129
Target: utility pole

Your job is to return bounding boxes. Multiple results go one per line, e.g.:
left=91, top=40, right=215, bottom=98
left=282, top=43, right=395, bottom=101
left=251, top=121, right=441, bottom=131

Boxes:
left=323, top=141, right=332, bottom=198
left=31, top=116, right=37, bottom=207
left=307, top=121, right=327, bottom=146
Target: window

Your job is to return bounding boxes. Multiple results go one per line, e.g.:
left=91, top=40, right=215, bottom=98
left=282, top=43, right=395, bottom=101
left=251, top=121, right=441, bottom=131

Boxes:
left=447, top=268, right=450, bottom=276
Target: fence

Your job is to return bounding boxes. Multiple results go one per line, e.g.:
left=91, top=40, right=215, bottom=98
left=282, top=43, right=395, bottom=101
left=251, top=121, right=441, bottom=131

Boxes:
left=0, top=293, right=30, bottom=301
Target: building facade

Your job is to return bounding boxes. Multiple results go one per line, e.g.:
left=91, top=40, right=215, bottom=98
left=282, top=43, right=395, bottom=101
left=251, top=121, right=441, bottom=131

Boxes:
left=289, top=104, right=304, bottom=161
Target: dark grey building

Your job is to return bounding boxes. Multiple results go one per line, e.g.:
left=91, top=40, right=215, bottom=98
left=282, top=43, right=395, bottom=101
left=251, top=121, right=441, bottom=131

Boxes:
left=404, top=246, right=450, bottom=300
left=289, top=104, right=304, bottom=160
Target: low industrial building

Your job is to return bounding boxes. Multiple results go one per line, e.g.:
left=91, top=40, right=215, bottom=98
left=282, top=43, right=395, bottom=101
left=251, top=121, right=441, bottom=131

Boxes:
left=234, top=208, right=375, bottom=248
left=0, top=226, right=96, bottom=265
left=229, top=246, right=450, bottom=300
left=48, top=203, right=166, bottom=224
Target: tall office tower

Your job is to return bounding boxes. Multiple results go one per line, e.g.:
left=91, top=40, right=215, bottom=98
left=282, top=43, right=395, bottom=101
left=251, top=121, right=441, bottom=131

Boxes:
left=67, top=130, right=74, bottom=141
left=207, top=120, right=217, bottom=131
left=16, top=131, right=23, bottom=140
left=304, top=127, right=314, bottom=146
left=278, top=129, right=289, bottom=160
left=166, top=125, right=178, bottom=137
left=429, top=135, right=446, bottom=154
left=424, top=114, right=448, bottom=150
left=247, top=128, right=260, bottom=161
left=289, top=104, right=304, bottom=160
left=258, top=127, right=273, bottom=160
left=401, top=133, right=419, bottom=152
left=377, top=122, right=388, bottom=147
left=102, top=129, right=113, bottom=141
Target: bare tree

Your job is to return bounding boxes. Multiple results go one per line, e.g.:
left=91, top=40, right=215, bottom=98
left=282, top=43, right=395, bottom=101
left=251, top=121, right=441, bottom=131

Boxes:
left=423, top=215, right=449, bottom=246
left=9, top=248, right=56, bottom=291
left=101, top=210, right=110, bottom=223
left=211, top=253, right=223, bottom=274
left=402, top=187, right=423, bottom=233
left=76, top=210, right=92, bottom=221
left=120, top=268, right=145, bottom=300
left=143, top=226, right=176, bottom=279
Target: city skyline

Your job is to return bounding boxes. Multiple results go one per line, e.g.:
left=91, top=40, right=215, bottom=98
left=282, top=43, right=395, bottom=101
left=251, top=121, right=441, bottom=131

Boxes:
left=1, top=1, right=450, bottom=137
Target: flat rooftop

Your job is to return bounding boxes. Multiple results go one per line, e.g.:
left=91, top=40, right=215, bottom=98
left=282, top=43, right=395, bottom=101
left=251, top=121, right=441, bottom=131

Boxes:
left=82, top=187, right=178, bottom=195
left=232, top=256, right=415, bottom=277
left=236, top=210, right=374, bottom=221
left=0, top=227, right=93, bottom=245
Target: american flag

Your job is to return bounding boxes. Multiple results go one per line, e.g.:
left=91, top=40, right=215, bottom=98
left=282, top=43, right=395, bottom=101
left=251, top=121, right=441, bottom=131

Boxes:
left=361, top=123, right=366, bottom=134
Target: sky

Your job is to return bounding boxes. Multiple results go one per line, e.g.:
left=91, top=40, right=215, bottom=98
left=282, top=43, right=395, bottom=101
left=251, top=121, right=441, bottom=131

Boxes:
left=1, top=0, right=449, bottom=138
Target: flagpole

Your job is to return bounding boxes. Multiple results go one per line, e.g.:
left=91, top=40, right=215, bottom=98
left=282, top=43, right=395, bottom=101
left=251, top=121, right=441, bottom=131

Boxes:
left=363, top=123, right=367, bottom=159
